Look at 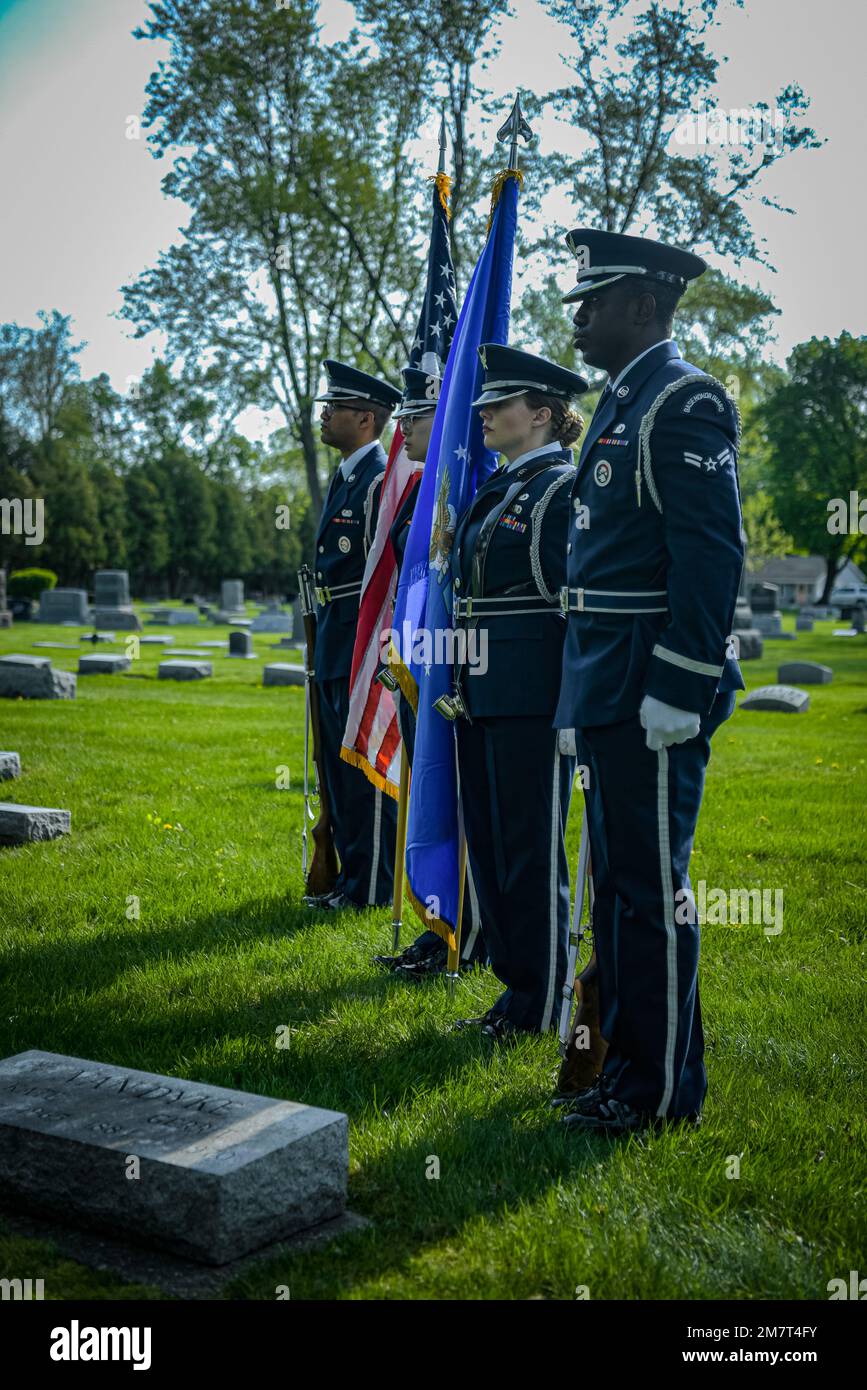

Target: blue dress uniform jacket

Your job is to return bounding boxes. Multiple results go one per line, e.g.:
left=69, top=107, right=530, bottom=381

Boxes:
left=312, top=441, right=397, bottom=907
left=452, top=451, right=575, bottom=719
left=451, top=447, right=578, bottom=1032
left=314, top=443, right=387, bottom=682
left=555, top=340, right=744, bottom=729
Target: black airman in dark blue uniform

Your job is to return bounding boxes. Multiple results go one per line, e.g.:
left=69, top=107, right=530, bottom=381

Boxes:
left=553, top=231, right=745, bottom=1131
left=307, top=361, right=401, bottom=911
left=442, top=345, right=589, bottom=1039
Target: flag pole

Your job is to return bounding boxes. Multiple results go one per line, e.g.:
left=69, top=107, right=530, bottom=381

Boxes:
left=390, top=755, right=410, bottom=952
left=496, top=92, right=532, bottom=172
left=446, top=830, right=468, bottom=994
left=445, top=94, right=530, bottom=994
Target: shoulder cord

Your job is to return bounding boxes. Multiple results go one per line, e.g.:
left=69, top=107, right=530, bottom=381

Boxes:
left=638, top=374, right=742, bottom=515
left=529, top=468, right=576, bottom=603
left=363, top=475, right=383, bottom=557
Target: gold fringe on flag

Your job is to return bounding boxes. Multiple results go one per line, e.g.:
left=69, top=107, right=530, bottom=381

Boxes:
left=386, top=637, right=419, bottom=714
left=428, top=171, right=452, bottom=218
left=339, top=744, right=401, bottom=800
left=406, top=877, right=457, bottom=952
left=485, top=167, right=524, bottom=237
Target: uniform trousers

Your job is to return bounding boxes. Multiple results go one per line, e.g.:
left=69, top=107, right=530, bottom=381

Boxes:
left=317, top=675, right=397, bottom=906
left=457, top=716, right=575, bottom=1032
left=577, top=690, right=736, bottom=1117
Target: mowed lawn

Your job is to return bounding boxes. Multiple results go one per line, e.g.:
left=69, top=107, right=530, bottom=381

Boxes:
left=0, top=611, right=864, bottom=1301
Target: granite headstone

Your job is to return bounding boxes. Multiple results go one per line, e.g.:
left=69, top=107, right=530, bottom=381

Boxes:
left=0, top=1050, right=348, bottom=1265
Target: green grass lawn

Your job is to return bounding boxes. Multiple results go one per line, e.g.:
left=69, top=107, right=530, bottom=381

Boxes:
left=0, top=609, right=865, bottom=1300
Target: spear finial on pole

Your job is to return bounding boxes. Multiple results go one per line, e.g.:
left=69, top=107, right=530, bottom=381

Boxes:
left=438, top=112, right=448, bottom=174
left=496, top=92, right=533, bottom=171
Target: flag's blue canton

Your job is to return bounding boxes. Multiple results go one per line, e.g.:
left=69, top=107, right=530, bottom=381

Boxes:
left=394, top=175, right=521, bottom=943
left=408, top=181, right=458, bottom=376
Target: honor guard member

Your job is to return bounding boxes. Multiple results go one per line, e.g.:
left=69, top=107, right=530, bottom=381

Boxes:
left=554, top=230, right=745, bottom=1131
left=373, top=367, right=487, bottom=978
left=308, top=360, right=401, bottom=911
left=443, top=345, right=588, bottom=1039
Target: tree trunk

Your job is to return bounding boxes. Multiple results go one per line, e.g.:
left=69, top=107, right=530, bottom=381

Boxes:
left=298, top=412, right=323, bottom=517
left=820, top=543, right=845, bottom=604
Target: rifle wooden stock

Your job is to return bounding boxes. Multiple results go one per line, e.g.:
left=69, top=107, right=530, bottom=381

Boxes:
left=299, top=569, right=339, bottom=898
left=556, top=950, right=608, bottom=1094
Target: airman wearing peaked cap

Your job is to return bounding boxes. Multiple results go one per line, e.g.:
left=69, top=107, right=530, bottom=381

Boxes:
left=307, top=360, right=400, bottom=912
left=554, top=230, right=745, bottom=1134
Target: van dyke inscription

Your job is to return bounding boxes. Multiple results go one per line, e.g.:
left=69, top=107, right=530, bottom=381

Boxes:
left=0, top=1060, right=237, bottom=1145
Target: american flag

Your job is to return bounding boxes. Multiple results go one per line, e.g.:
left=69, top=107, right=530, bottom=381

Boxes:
left=340, top=173, right=458, bottom=796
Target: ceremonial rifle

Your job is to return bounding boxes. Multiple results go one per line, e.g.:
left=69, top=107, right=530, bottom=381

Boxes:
left=556, top=803, right=608, bottom=1095
left=297, top=563, right=339, bottom=897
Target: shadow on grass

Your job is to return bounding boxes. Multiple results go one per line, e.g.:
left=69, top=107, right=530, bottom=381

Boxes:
left=1, top=890, right=620, bottom=1296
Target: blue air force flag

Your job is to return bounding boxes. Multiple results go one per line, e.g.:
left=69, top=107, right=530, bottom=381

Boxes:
left=390, top=172, right=522, bottom=947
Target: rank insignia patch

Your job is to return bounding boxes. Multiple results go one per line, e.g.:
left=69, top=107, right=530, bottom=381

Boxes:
left=684, top=447, right=733, bottom=474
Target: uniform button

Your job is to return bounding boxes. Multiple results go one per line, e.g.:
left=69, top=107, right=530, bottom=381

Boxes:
left=318, top=545, right=324, bottom=553
left=567, top=542, right=572, bottom=553
left=455, top=578, right=461, bottom=589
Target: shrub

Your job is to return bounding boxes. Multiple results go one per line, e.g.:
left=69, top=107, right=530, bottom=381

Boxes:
left=8, top=568, right=59, bottom=601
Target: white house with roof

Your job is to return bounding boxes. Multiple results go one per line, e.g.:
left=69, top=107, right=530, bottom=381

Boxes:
left=751, top=555, right=865, bottom=606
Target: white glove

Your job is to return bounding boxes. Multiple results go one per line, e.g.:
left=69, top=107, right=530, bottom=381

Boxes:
left=558, top=727, right=577, bottom=757
left=639, top=695, right=700, bottom=752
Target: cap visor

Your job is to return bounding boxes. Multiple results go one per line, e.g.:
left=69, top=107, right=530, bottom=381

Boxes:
left=471, top=387, right=530, bottom=408
left=562, top=272, right=627, bottom=305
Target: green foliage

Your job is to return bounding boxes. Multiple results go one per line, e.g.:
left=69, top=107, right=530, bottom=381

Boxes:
left=531, top=0, right=821, bottom=265
left=760, top=333, right=867, bottom=600
left=7, top=567, right=57, bottom=599
left=740, top=491, right=793, bottom=575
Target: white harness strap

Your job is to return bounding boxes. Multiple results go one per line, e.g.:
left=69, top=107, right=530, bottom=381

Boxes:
left=363, top=474, right=383, bottom=556
left=529, top=467, right=575, bottom=604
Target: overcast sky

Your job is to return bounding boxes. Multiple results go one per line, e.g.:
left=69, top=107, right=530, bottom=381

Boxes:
left=1, top=0, right=864, bottom=439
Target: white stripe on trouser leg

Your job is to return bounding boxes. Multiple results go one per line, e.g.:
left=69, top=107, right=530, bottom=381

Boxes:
left=367, top=788, right=382, bottom=905
left=656, top=748, right=678, bottom=1117
left=460, top=856, right=481, bottom=961
left=540, top=747, right=561, bottom=1033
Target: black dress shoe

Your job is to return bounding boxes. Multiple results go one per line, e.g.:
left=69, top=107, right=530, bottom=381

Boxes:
left=318, top=892, right=366, bottom=912
left=550, top=1076, right=605, bottom=1111
left=396, top=943, right=449, bottom=980
left=372, top=940, right=435, bottom=971
left=452, top=1010, right=525, bottom=1043
left=562, top=1087, right=702, bottom=1135
left=303, top=889, right=339, bottom=907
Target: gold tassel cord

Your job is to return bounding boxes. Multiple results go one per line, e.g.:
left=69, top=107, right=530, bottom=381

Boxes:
left=428, top=171, right=452, bottom=218
left=485, top=167, right=524, bottom=238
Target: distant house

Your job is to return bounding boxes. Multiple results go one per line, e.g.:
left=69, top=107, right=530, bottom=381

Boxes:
left=751, top=555, right=865, bottom=606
